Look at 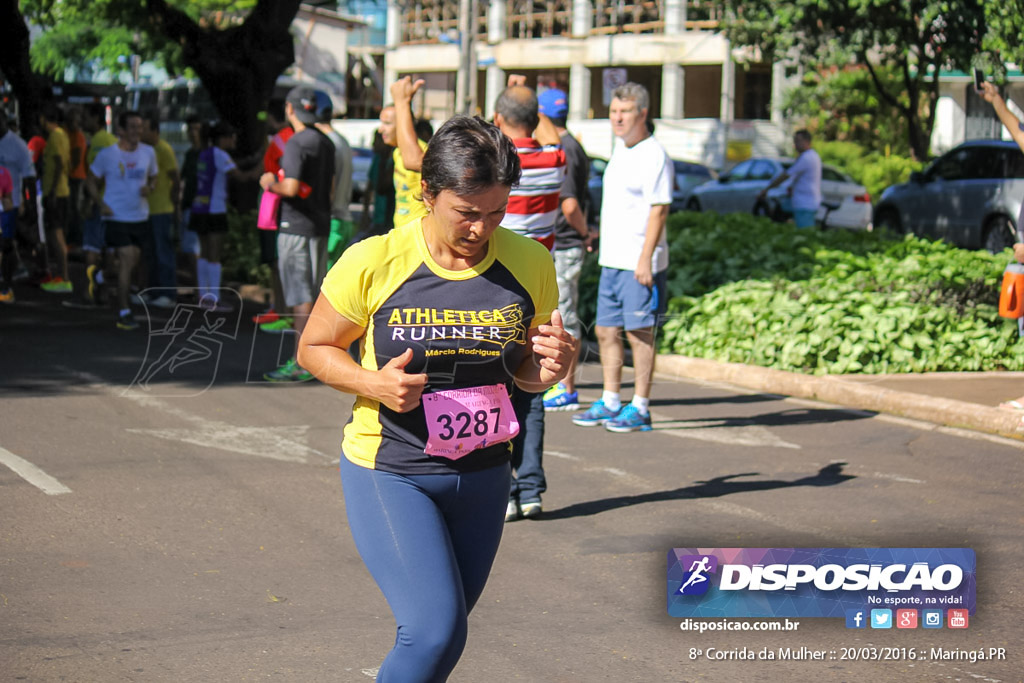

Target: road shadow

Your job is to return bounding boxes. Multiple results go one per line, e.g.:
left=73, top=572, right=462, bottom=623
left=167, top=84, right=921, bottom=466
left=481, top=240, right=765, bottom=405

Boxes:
left=540, top=463, right=855, bottom=520
left=651, top=406, right=874, bottom=430
left=1, top=286, right=300, bottom=398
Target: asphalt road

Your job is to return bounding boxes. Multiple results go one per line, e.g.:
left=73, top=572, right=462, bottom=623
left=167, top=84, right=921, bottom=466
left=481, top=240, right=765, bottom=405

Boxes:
left=1, top=289, right=1021, bottom=682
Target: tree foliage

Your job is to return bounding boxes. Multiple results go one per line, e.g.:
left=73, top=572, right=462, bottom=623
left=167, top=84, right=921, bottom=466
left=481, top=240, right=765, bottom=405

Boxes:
left=21, top=0, right=257, bottom=78
left=720, top=0, right=988, bottom=160
left=982, top=0, right=1024, bottom=72
left=783, top=65, right=911, bottom=157
left=9, top=0, right=297, bottom=155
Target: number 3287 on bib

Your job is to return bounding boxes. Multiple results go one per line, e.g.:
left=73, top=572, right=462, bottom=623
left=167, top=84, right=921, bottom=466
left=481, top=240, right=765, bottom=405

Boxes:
left=422, top=384, right=520, bottom=459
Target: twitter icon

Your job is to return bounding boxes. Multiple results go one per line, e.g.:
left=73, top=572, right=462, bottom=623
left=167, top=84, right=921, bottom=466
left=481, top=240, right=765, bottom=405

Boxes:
left=870, top=609, right=892, bottom=629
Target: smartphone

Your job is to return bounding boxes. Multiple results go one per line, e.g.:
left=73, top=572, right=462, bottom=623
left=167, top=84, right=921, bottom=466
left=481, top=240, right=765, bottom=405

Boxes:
left=974, top=68, right=985, bottom=92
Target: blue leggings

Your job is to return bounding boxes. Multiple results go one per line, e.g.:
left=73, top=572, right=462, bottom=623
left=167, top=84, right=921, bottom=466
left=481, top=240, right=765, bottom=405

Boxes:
left=339, top=456, right=512, bottom=682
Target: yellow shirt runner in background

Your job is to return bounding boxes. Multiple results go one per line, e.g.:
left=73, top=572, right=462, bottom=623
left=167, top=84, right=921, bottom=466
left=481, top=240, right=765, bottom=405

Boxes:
left=392, top=138, right=428, bottom=228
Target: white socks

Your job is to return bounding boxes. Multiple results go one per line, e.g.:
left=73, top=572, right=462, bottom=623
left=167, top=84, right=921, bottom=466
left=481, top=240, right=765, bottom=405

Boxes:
left=602, top=392, right=650, bottom=415
left=631, top=396, right=650, bottom=415
left=208, top=261, right=221, bottom=300
left=197, top=258, right=209, bottom=300
left=197, top=259, right=222, bottom=302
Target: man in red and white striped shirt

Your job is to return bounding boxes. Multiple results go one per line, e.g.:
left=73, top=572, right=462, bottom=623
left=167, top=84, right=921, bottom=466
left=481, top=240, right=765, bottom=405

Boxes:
left=494, top=86, right=566, bottom=251
left=493, top=84, right=566, bottom=522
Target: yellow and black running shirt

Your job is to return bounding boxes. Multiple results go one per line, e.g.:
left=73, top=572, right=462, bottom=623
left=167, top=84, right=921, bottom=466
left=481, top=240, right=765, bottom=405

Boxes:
left=322, top=220, right=559, bottom=475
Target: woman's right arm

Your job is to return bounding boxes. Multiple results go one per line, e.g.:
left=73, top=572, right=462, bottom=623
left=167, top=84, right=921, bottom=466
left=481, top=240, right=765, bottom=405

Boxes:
left=297, top=294, right=429, bottom=412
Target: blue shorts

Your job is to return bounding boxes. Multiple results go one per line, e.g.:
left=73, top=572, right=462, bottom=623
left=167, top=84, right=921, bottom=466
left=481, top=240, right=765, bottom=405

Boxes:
left=0, top=209, right=15, bottom=239
left=793, top=208, right=816, bottom=228
left=596, top=267, right=668, bottom=331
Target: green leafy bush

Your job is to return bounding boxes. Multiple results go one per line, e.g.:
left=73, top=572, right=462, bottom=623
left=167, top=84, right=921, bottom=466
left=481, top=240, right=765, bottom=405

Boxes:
left=816, top=141, right=923, bottom=201
left=656, top=212, right=1024, bottom=373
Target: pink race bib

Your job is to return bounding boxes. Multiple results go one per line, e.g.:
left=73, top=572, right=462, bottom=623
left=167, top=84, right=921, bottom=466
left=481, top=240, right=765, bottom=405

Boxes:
left=422, top=384, right=520, bottom=459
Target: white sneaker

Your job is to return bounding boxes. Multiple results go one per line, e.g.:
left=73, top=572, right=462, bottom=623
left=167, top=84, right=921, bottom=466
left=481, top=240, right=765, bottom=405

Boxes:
left=505, top=500, right=520, bottom=522
left=519, top=500, right=542, bottom=519
left=149, top=295, right=177, bottom=309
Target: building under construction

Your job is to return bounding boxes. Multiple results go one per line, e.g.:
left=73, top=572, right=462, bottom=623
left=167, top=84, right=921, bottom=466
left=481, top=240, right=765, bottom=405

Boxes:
left=384, top=1, right=778, bottom=123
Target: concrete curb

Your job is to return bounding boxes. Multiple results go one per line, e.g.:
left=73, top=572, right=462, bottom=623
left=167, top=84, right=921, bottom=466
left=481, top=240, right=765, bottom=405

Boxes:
left=655, top=355, right=1024, bottom=439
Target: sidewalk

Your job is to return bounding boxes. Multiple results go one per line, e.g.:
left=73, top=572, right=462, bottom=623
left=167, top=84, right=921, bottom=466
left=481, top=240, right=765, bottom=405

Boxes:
left=656, top=355, right=1024, bottom=439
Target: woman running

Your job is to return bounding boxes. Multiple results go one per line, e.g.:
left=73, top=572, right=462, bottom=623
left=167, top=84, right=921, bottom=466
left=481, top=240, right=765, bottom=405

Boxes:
left=298, top=114, right=576, bottom=682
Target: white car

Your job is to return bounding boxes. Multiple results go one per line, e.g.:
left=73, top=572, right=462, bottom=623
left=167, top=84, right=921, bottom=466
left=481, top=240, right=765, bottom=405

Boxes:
left=686, top=157, right=873, bottom=230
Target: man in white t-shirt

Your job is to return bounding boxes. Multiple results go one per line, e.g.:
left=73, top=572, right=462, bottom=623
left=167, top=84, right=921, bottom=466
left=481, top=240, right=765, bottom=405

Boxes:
left=573, top=82, right=672, bottom=434
left=758, top=129, right=822, bottom=228
left=86, top=110, right=158, bottom=330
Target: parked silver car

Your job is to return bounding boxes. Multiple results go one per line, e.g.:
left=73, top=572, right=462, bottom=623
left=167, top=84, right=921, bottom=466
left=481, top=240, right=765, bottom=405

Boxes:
left=685, top=157, right=873, bottom=229
left=873, top=140, right=1024, bottom=253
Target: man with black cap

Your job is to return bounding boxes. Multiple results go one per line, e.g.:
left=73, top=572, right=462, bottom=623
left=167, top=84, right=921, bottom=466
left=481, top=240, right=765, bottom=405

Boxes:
left=260, top=86, right=335, bottom=382
left=537, top=88, right=593, bottom=413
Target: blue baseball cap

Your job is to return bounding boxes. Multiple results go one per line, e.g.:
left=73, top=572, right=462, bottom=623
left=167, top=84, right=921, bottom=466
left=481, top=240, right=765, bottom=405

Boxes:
left=538, top=88, right=568, bottom=119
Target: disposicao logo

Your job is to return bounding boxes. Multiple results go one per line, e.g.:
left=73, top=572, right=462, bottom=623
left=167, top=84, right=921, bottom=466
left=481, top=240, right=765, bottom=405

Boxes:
left=667, top=548, right=976, bottom=619
left=676, top=555, right=718, bottom=595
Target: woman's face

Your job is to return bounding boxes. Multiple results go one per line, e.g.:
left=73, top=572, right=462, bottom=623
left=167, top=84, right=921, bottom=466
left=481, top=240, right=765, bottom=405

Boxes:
left=425, top=184, right=510, bottom=260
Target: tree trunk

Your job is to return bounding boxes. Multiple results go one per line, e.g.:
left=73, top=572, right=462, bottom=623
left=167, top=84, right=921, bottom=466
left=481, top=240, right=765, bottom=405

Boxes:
left=0, top=0, right=47, bottom=136
left=146, top=0, right=302, bottom=156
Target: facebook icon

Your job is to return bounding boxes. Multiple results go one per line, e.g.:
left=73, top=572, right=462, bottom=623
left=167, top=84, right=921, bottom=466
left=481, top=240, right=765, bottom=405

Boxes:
left=845, top=608, right=867, bottom=629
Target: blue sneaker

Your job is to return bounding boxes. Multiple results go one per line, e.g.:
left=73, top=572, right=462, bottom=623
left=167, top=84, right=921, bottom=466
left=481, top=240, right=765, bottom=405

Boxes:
left=543, top=382, right=581, bottom=412
left=604, top=404, right=652, bottom=433
left=572, top=399, right=622, bottom=427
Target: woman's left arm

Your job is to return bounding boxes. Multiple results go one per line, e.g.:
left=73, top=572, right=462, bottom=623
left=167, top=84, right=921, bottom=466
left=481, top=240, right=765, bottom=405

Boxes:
left=513, top=310, right=577, bottom=393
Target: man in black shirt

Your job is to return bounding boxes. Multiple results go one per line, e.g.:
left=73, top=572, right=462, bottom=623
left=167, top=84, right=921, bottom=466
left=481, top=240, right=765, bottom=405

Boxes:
left=260, top=86, right=336, bottom=382
left=538, top=89, right=593, bottom=412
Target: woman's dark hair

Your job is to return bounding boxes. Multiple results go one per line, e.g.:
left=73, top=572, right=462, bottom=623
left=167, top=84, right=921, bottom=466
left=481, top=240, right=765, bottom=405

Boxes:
left=420, top=115, right=521, bottom=201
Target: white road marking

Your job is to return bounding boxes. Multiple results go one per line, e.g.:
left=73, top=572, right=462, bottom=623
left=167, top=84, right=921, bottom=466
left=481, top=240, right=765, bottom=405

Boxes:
left=59, top=367, right=335, bottom=465
left=546, top=450, right=581, bottom=461
left=869, top=471, right=924, bottom=484
left=0, top=446, right=72, bottom=495
left=126, top=424, right=329, bottom=464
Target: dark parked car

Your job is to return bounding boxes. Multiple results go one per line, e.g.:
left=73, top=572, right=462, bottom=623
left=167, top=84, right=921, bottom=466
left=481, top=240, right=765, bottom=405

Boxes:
left=874, top=140, right=1024, bottom=253
left=350, top=146, right=373, bottom=203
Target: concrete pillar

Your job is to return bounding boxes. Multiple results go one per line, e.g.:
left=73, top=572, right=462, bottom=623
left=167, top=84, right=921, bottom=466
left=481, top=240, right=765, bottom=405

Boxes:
left=663, top=0, right=687, bottom=118
left=770, top=61, right=786, bottom=126
left=571, top=0, right=591, bottom=38
left=456, top=0, right=472, bottom=114
left=483, top=2, right=507, bottom=120
left=662, top=63, right=685, bottom=119
left=485, top=65, right=505, bottom=119
left=384, top=0, right=402, bottom=93
left=664, top=0, right=686, bottom=33
left=720, top=40, right=735, bottom=123
left=569, top=0, right=593, bottom=119
left=569, top=63, right=591, bottom=120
